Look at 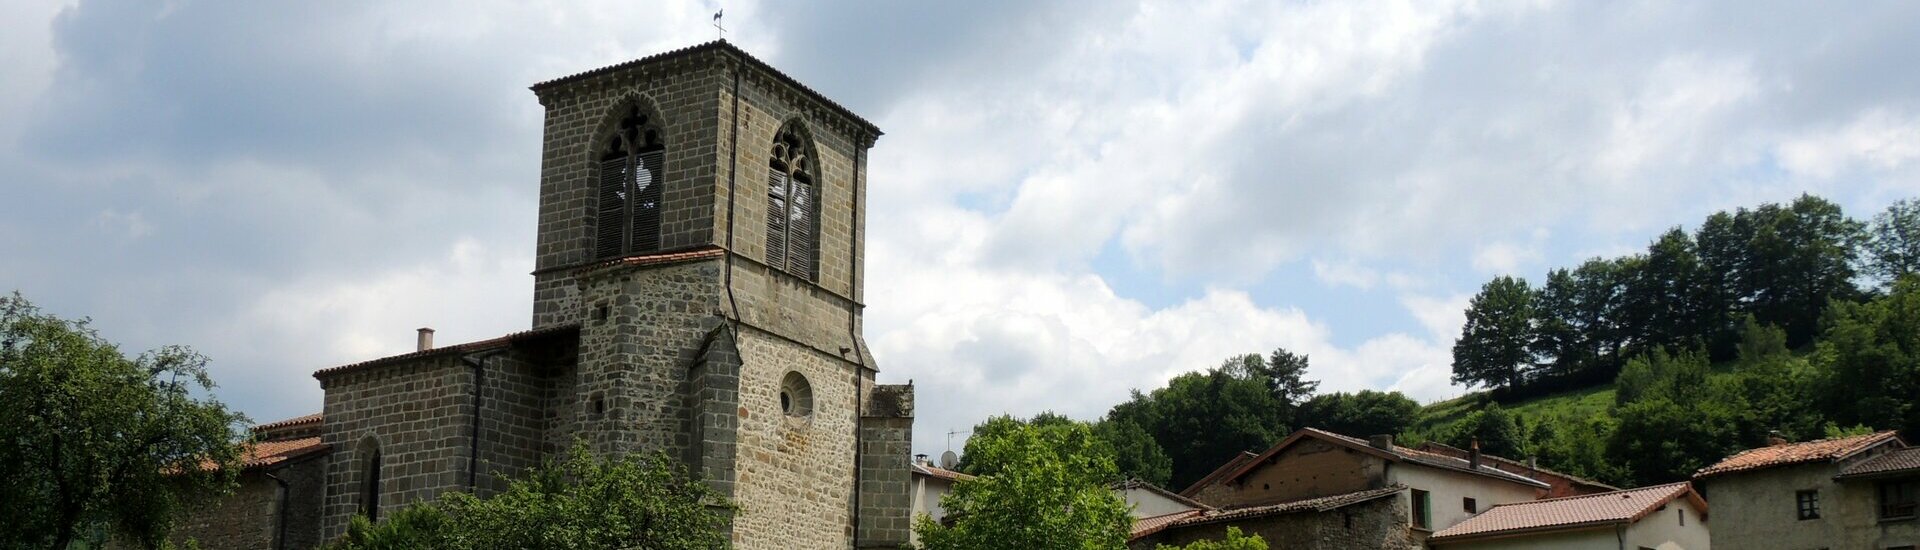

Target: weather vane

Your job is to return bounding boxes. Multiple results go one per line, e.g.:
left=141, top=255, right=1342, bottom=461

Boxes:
left=713, top=9, right=726, bottom=40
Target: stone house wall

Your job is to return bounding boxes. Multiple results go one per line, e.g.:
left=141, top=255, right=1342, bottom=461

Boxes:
left=1131, top=494, right=1416, bottom=550
left=857, top=384, right=916, bottom=548
left=728, top=327, right=865, bottom=549
left=572, top=258, right=725, bottom=458
left=1703, top=461, right=1920, bottom=549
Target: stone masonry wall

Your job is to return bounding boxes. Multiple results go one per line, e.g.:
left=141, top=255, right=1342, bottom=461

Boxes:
left=165, top=471, right=275, bottom=549
left=856, top=384, right=915, bottom=548
left=532, top=57, right=725, bottom=328
left=316, top=356, right=476, bottom=541
left=571, top=258, right=725, bottom=458
left=475, top=348, right=570, bottom=494
left=1132, top=494, right=1416, bottom=550
left=730, top=327, right=863, bottom=550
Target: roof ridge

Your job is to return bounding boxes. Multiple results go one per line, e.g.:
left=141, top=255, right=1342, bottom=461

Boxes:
left=1480, top=481, right=1688, bottom=509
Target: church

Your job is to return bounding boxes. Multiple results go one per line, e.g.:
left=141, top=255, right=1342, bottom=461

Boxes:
left=167, top=41, right=917, bottom=550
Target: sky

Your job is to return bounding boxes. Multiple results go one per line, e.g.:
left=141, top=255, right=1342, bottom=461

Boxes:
left=3, top=0, right=1919, bottom=457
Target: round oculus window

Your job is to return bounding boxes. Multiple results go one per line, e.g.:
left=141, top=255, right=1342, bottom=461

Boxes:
left=779, top=371, right=814, bottom=419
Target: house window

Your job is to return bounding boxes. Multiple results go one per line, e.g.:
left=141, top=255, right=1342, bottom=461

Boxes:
left=766, top=124, right=819, bottom=280
left=1881, top=480, right=1918, bottom=520
left=1412, top=489, right=1432, bottom=529
left=1797, top=489, right=1820, bottom=520
left=1678, top=508, right=1685, bottom=526
left=1463, top=497, right=1477, bottom=514
left=595, top=105, right=666, bottom=260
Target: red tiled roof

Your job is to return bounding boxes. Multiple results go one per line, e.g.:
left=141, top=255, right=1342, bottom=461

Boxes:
left=912, top=464, right=975, bottom=483
left=1133, top=486, right=1406, bottom=541
left=312, top=323, right=579, bottom=379
left=1416, top=441, right=1619, bottom=495
left=252, top=413, right=321, bottom=432
left=1205, top=428, right=1549, bottom=494
left=1179, top=451, right=1260, bottom=497
left=1131, top=509, right=1205, bottom=539
left=1429, top=482, right=1702, bottom=543
left=530, top=41, right=882, bottom=137
left=194, top=437, right=329, bottom=472
left=1838, top=446, right=1920, bottom=479
left=1694, top=431, right=1902, bottom=479
left=573, top=246, right=727, bottom=275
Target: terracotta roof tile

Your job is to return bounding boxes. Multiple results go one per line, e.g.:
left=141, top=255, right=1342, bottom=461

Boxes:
left=1429, top=482, right=1701, bottom=542
left=912, top=464, right=974, bottom=483
left=1134, top=486, right=1406, bottom=540
left=1694, top=431, right=1902, bottom=478
left=573, top=246, right=726, bottom=275
left=195, top=437, right=329, bottom=472
left=1131, top=509, right=1205, bottom=539
left=1838, top=447, right=1920, bottom=479
left=312, top=323, right=579, bottom=379
left=252, top=413, right=321, bottom=432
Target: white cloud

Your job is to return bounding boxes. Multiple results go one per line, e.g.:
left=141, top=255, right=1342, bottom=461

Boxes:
left=1312, top=259, right=1381, bottom=290
left=1777, top=109, right=1920, bottom=180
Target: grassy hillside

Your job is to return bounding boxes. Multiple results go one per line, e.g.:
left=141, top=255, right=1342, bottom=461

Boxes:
left=1405, top=384, right=1616, bottom=445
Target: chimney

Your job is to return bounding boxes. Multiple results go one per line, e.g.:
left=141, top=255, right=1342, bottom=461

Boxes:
left=1469, top=438, right=1482, bottom=470
left=1368, top=434, right=1394, bottom=450
left=914, top=453, right=930, bottom=466
left=417, top=327, right=435, bottom=351
left=1767, top=430, right=1791, bottom=446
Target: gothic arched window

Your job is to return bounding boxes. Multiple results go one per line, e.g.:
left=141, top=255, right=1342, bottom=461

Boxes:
left=767, top=125, right=819, bottom=280
left=361, top=444, right=383, bottom=521
left=596, top=105, right=666, bottom=260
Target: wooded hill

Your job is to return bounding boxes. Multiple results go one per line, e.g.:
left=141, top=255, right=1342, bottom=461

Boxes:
left=1061, top=194, right=1920, bottom=493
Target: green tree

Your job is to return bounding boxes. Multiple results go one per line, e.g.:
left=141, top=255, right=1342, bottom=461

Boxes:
left=1093, top=419, right=1173, bottom=487
left=1815, top=278, right=1920, bottom=435
left=1439, top=403, right=1526, bottom=459
left=1295, top=390, right=1420, bottom=438
left=1108, top=357, right=1290, bottom=490
left=1256, top=348, right=1319, bottom=410
left=1453, top=276, right=1537, bottom=390
left=1607, top=349, right=1741, bottom=485
left=1153, top=527, right=1267, bottom=550
left=1621, top=229, right=1715, bottom=354
left=1866, top=199, right=1920, bottom=285
left=1726, top=317, right=1823, bottom=442
left=915, top=421, right=1131, bottom=550
left=0, top=293, right=247, bottom=550
left=325, top=442, right=732, bottom=550
left=956, top=412, right=1079, bottom=476
left=1698, top=195, right=1866, bottom=347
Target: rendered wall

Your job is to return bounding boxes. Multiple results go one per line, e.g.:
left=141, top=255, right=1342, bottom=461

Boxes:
left=1389, top=463, right=1543, bottom=534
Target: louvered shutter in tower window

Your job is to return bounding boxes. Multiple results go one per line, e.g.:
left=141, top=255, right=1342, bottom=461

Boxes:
left=767, top=169, right=789, bottom=268
left=789, top=176, right=816, bottom=279
left=631, top=149, right=665, bottom=253
left=595, top=157, right=629, bottom=259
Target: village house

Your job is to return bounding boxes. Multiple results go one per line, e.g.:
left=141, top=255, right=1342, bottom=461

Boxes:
left=1426, top=481, right=1709, bottom=549
left=158, top=41, right=919, bottom=550
left=908, top=457, right=972, bottom=546
left=1135, top=428, right=1557, bottom=548
left=1694, top=431, right=1919, bottom=550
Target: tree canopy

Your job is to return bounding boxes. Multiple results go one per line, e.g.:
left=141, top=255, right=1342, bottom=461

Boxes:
left=0, top=293, right=247, bottom=550
left=916, top=418, right=1131, bottom=550
left=325, top=441, right=733, bottom=550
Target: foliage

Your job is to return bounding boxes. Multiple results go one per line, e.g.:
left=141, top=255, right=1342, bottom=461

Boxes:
left=1452, top=276, right=1536, bottom=390
left=1254, top=348, right=1318, bottom=410
left=915, top=420, right=1131, bottom=550
left=1437, top=403, right=1526, bottom=459
left=1866, top=199, right=1920, bottom=285
left=956, top=412, right=1077, bottom=476
left=1814, top=277, right=1920, bottom=436
left=324, top=441, right=733, bottom=550
left=1295, top=390, right=1420, bottom=438
left=0, top=293, right=247, bottom=550
left=1093, top=419, right=1173, bottom=487
left=1153, top=527, right=1267, bottom=550
left=1105, top=353, right=1294, bottom=490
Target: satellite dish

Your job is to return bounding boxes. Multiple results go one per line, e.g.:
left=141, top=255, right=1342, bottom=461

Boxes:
left=939, top=450, right=959, bottom=470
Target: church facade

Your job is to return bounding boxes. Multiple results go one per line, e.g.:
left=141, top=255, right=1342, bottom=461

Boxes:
left=175, top=42, right=916, bottom=550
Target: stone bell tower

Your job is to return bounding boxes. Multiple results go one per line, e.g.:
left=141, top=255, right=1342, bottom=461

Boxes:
left=526, top=42, right=914, bottom=548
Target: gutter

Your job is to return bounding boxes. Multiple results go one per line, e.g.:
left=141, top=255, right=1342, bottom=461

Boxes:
left=847, top=132, right=870, bottom=546
left=463, top=349, right=508, bottom=490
